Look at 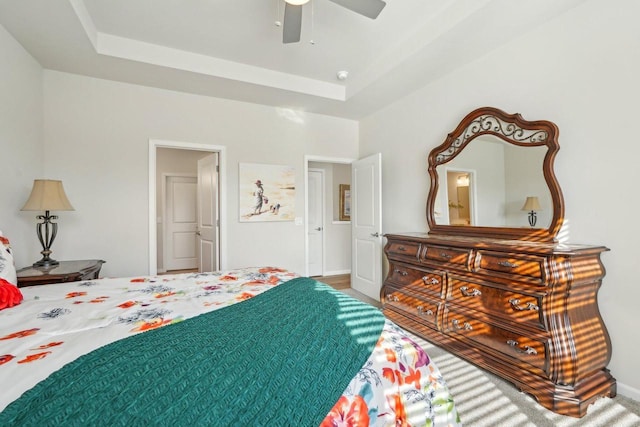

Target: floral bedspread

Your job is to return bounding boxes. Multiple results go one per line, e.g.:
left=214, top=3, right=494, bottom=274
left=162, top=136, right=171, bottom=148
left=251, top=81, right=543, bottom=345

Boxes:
left=0, top=267, right=460, bottom=426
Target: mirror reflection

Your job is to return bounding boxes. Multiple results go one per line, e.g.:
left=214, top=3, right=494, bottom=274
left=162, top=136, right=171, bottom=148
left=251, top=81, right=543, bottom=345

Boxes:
left=433, top=136, right=551, bottom=229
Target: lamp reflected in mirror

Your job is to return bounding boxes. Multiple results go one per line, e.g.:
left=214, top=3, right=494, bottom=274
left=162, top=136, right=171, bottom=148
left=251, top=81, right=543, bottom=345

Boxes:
left=21, top=179, right=74, bottom=267
left=521, top=196, right=542, bottom=227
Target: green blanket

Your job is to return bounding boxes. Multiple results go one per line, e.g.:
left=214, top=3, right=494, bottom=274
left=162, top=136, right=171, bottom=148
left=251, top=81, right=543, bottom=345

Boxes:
left=0, top=277, right=385, bottom=426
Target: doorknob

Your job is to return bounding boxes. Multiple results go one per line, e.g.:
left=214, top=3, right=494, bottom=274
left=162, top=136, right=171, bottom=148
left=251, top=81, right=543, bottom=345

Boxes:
left=315, top=227, right=322, bottom=231
left=371, top=232, right=380, bottom=237
left=195, top=231, right=201, bottom=236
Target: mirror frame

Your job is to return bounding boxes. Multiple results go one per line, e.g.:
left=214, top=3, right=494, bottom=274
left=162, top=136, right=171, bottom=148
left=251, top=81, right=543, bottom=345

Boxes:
left=426, top=107, right=564, bottom=242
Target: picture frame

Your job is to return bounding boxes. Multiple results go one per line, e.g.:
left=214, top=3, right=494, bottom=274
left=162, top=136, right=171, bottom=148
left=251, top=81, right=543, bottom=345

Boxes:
left=339, top=184, right=351, bottom=221
left=239, top=163, right=295, bottom=222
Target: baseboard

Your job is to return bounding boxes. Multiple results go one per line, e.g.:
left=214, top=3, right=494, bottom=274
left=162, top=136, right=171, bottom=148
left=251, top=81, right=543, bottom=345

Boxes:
left=617, top=381, right=640, bottom=402
left=322, top=269, right=351, bottom=277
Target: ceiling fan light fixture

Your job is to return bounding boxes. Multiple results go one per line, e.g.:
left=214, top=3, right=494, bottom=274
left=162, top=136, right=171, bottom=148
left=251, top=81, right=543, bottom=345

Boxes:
left=285, top=0, right=310, bottom=5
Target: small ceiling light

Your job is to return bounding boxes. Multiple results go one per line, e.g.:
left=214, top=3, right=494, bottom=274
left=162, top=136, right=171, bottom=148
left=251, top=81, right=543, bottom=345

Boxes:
left=285, top=0, right=310, bottom=5
left=456, top=174, right=469, bottom=187
left=337, top=70, right=349, bottom=81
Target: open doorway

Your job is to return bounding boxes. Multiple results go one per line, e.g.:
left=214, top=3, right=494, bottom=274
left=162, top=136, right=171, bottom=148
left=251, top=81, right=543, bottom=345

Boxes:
left=304, top=156, right=354, bottom=278
left=445, top=169, right=476, bottom=226
left=148, top=140, right=227, bottom=275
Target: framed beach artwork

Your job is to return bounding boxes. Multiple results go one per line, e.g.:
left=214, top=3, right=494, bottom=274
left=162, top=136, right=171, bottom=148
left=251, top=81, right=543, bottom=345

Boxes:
left=239, top=163, right=296, bottom=222
left=339, top=184, right=351, bottom=221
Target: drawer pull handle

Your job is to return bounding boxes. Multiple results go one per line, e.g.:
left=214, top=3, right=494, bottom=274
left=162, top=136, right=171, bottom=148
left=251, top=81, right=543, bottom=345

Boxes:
left=509, top=298, right=539, bottom=311
left=417, top=306, right=434, bottom=316
left=460, top=286, right=482, bottom=297
left=386, top=294, right=399, bottom=302
left=506, top=340, right=538, bottom=355
left=439, top=252, right=452, bottom=259
left=497, top=260, right=518, bottom=268
left=394, top=268, right=408, bottom=276
left=452, top=319, right=473, bottom=330
left=422, top=276, right=440, bottom=285
left=397, top=246, right=406, bottom=252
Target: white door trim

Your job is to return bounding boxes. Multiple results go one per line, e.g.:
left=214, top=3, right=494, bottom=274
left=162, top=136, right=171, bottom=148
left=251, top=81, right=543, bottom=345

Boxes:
left=307, top=168, right=325, bottom=276
left=304, top=155, right=356, bottom=277
left=149, top=139, right=227, bottom=275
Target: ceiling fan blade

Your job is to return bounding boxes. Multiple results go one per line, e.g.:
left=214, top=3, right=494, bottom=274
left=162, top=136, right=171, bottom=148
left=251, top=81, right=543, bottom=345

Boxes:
left=283, top=3, right=303, bottom=44
left=328, top=0, right=386, bottom=19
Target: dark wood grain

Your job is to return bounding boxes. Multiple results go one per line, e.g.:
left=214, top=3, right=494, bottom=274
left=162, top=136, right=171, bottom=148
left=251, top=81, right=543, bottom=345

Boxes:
left=381, top=234, right=615, bottom=417
left=16, top=259, right=105, bottom=287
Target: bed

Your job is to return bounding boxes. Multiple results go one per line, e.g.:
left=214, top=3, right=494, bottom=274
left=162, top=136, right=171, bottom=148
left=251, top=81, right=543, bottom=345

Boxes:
left=0, top=235, right=460, bottom=426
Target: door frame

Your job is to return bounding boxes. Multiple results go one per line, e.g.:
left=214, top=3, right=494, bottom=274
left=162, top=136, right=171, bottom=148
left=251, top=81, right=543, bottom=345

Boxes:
left=307, top=168, right=325, bottom=276
left=304, top=155, right=355, bottom=277
left=149, top=139, right=227, bottom=275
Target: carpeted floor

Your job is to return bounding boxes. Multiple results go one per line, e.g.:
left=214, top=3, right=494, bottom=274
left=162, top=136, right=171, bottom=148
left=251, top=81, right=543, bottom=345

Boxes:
left=338, top=287, right=640, bottom=427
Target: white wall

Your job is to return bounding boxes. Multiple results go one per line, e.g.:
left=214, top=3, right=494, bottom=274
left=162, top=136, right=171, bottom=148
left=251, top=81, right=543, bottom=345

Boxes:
left=41, top=70, right=358, bottom=278
left=0, top=25, right=44, bottom=267
left=504, top=144, right=550, bottom=227
left=360, top=0, right=640, bottom=399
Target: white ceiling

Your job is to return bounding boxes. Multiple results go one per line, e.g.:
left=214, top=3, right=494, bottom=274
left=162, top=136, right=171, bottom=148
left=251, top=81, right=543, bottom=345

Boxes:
left=0, top=0, right=585, bottom=119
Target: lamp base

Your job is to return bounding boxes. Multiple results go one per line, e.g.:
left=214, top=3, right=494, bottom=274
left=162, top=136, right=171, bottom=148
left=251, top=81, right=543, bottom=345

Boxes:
left=33, top=210, right=60, bottom=268
left=32, top=258, right=59, bottom=268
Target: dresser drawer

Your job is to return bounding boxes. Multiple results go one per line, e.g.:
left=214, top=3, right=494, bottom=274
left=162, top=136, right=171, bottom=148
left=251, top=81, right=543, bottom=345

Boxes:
left=387, top=262, right=445, bottom=297
left=387, top=241, right=420, bottom=259
left=423, top=245, right=471, bottom=267
left=444, top=308, right=548, bottom=374
left=449, top=277, right=545, bottom=329
left=383, top=286, right=440, bottom=329
left=475, top=251, right=545, bottom=283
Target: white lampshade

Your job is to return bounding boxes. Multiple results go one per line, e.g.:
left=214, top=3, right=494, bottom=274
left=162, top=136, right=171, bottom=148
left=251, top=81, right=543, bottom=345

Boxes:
left=285, top=0, right=310, bottom=5
left=21, top=180, right=74, bottom=212
left=521, top=196, right=541, bottom=212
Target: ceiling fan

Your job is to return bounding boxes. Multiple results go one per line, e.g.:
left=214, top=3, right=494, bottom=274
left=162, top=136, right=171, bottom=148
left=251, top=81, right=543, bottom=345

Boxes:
left=282, top=0, right=387, bottom=44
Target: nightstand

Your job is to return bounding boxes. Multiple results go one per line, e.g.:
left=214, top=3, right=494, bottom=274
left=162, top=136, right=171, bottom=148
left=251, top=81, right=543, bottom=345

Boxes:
left=16, top=259, right=106, bottom=288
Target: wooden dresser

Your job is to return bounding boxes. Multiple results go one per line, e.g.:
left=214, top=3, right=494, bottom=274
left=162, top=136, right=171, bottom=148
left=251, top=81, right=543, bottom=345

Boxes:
left=381, top=232, right=616, bottom=417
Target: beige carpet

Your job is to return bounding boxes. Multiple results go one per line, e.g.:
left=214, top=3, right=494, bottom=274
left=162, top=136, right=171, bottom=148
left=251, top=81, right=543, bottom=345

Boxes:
left=413, top=335, right=640, bottom=427
left=339, top=288, right=640, bottom=427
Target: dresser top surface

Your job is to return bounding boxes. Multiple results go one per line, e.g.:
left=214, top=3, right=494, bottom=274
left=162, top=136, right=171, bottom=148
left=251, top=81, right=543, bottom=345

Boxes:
left=384, top=232, right=608, bottom=255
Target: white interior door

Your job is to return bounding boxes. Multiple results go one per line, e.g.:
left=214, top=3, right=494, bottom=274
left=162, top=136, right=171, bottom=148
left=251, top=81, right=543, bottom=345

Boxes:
left=307, top=169, right=324, bottom=276
left=197, top=154, right=219, bottom=273
left=351, top=153, right=382, bottom=300
left=165, top=175, right=197, bottom=271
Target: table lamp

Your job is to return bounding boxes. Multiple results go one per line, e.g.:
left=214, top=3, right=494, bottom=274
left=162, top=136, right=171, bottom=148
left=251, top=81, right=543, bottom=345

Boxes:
left=21, top=179, right=74, bottom=267
left=521, top=196, right=541, bottom=227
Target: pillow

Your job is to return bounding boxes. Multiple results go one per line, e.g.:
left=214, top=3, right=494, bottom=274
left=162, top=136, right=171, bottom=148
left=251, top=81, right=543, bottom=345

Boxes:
left=0, top=230, right=18, bottom=287
left=0, top=278, right=23, bottom=309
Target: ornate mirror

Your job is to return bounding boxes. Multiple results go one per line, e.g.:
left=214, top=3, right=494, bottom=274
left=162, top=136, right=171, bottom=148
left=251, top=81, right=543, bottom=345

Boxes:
left=426, top=107, right=564, bottom=242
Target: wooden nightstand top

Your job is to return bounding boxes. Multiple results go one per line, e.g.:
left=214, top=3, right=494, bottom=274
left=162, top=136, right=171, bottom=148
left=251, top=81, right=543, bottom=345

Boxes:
left=17, top=259, right=106, bottom=288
